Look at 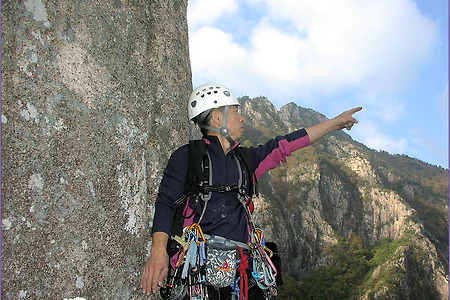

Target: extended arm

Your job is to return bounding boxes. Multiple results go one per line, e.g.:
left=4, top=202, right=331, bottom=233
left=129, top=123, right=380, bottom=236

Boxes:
left=306, top=107, right=362, bottom=144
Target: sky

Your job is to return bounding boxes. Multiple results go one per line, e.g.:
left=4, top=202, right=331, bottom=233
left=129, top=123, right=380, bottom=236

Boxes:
left=187, top=0, right=448, bottom=169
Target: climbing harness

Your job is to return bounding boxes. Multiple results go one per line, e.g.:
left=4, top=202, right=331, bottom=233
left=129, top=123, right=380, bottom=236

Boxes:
left=161, top=140, right=278, bottom=300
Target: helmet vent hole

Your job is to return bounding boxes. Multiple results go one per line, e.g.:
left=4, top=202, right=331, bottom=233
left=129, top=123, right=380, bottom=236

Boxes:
left=224, top=91, right=230, bottom=97
left=214, top=91, right=218, bottom=94
left=207, top=92, right=211, bottom=95
left=191, top=100, right=197, bottom=108
left=214, top=100, right=217, bottom=104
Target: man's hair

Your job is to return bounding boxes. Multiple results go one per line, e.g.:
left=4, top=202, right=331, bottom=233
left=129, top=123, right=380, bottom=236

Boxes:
left=198, top=106, right=225, bottom=136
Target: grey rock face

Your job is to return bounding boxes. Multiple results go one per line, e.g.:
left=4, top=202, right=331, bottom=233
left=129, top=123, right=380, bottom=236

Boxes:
left=1, top=0, right=191, bottom=299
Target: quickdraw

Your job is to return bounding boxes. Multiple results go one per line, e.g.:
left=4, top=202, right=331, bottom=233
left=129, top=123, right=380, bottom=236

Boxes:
left=249, top=229, right=278, bottom=290
left=162, top=223, right=208, bottom=300
left=236, top=192, right=278, bottom=298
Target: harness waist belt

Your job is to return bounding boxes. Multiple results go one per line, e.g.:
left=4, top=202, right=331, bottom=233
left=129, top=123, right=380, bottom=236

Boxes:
left=203, top=234, right=251, bottom=251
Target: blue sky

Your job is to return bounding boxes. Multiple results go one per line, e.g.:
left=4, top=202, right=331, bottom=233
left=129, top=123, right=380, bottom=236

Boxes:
left=187, top=0, right=448, bottom=168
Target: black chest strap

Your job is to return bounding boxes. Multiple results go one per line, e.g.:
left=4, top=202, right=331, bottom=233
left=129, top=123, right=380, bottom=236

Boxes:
left=175, top=140, right=257, bottom=206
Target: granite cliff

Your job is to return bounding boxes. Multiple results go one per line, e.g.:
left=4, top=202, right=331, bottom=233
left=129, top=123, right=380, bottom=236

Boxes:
left=2, top=0, right=191, bottom=299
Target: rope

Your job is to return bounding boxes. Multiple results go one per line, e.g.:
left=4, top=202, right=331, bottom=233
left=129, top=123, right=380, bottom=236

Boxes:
left=237, top=246, right=248, bottom=300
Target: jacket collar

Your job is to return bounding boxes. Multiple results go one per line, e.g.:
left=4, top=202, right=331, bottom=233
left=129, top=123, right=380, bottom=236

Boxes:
left=202, top=135, right=240, bottom=152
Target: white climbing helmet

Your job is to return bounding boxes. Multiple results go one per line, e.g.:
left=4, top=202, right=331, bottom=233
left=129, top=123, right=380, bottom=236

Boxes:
left=188, top=83, right=240, bottom=123
left=187, top=83, right=241, bottom=144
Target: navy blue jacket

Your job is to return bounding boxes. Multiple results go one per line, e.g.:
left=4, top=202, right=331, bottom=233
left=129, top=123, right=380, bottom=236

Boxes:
left=152, top=129, right=311, bottom=244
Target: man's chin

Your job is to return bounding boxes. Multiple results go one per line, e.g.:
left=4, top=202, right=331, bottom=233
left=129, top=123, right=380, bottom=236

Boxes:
left=232, top=129, right=244, bottom=142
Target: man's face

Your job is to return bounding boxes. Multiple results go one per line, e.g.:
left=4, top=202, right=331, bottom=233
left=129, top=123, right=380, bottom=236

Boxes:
left=225, top=105, right=245, bottom=141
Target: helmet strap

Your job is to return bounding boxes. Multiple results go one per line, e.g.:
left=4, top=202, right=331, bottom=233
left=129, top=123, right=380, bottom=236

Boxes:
left=199, top=105, right=235, bottom=145
left=220, top=106, right=236, bottom=144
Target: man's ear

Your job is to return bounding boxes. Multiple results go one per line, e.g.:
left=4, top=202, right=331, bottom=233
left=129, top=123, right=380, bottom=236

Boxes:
left=210, top=110, right=223, bottom=127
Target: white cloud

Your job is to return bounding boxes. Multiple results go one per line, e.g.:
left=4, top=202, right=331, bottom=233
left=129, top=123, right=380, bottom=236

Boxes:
left=353, top=119, right=407, bottom=154
left=189, top=26, right=251, bottom=89
left=251, top=23, right=304, bottom=83
left=188, top=0, right=439, bottom=101
left=188, top=0, right=238, bottom=29
left=355, top=92, right=407, bottom=123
